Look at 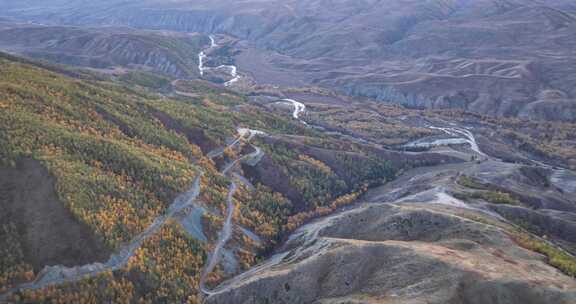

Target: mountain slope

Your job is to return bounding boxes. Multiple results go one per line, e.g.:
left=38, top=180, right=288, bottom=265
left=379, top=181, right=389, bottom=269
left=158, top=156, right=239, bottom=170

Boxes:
left=207, top=203, right=576, bottom=304
left=3, top=0, right=575, bottom=121
left=0, top=20, right=207, bottom=78
left=0, top=4, right=576, bottom=301
left=0, top=52, right=455, bottom=302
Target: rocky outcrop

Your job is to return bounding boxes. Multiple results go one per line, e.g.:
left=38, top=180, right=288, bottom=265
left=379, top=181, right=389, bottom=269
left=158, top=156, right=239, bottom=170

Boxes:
left=205, top=204, right=576, bottom=304
left=203, top=150, right=576, bottom=304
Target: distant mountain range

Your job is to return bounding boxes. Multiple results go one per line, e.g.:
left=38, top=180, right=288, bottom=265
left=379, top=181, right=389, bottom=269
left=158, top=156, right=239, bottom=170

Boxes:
left=2, top=0, right=576, bottom=121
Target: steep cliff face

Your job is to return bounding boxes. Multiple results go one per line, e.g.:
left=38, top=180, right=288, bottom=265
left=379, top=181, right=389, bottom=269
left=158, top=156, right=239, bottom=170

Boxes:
left=319, top=4, right=576, bottom=121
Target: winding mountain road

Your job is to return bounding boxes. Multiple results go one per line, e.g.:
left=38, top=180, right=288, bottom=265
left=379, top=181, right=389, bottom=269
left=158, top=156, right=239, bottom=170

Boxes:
left=200, top=181, right=238, bottom=296
left=0, top=172, right=204, bottom=299
left=1, top=123, right=268, bottom=301
left=200, top=127, right=266, bottom=296
left=1, top=34, right=269, bottom=296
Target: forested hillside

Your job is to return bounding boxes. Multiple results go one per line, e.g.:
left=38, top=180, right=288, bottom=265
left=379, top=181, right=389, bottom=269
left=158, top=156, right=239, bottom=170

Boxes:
left=0, top=52, right=442, bottom=302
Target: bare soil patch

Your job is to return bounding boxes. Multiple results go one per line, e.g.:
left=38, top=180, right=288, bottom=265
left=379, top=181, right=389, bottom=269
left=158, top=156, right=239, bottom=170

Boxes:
left=0, top=159, right=110, bottom=271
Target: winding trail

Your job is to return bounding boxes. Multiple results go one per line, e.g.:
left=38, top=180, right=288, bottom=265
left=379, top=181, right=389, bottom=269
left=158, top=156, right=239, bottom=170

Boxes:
left=1, top=172, right=204, bottom=299
left=199, top=124, right=495, bottom=300
left=200, top=182, right=238, bottom=296
left=0, top=125, right=266, bottom=300
left=200, top=128, right=266, bottom=296
left=171, top=79, right=200, bottom=98
left=207, top=128, right=261, bottom=159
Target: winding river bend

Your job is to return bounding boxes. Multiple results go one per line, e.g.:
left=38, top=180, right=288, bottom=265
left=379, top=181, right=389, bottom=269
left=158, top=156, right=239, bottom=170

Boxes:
left=280, top=99, right=306, bottom=122
left=198, top=35, right=241, bottom=87
left=428, top=126, right=487, bottom=158
left=402, top=124, right=488, bottom=159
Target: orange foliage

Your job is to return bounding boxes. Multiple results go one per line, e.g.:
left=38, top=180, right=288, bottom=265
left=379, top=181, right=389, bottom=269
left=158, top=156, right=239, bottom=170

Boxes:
left=298, top=155, right=333, bottom=175
left=285, top=187, right=367, bottom=232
